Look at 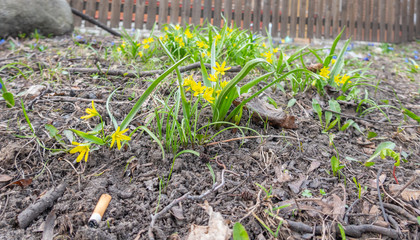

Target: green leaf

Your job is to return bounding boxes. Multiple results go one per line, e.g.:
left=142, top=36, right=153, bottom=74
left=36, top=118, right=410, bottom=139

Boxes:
left=402, top=108, right=420, bottom=123
left=365, top=141, right=396, bottom=163
left=120, top=56, right=188, bottom=130
left=3, top=92, right=15, bottom=108
left=417, top=216, right=420, bottom=226
left=233, top=222, right=250, bottom=240
left=364, top=162, right=375, bottom=167
left=287, top=98, right=297, bottom=108
left=302, top=189, right=313, bottom=197
left=45, top=124, right=65, bottom=145
left=312, top=98, right=323, bottom=126
left=340, top=119, right=354, bottom=131
left=70, top=129, right=105, bottom=145
left=367, top=131, right=378, bottom=140
left=337, top=223, right=346, bottom=240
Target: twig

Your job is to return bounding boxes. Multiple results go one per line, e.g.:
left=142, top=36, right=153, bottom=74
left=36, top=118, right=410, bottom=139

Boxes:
left=205, top=134, right=299, bottom=146
left=376, top=168, right=389, bottom=223
left=343, top=198, right=361, bottom=224
left=66, top=62, right=242, bottom=78
left=322, top=108, right=420, bottom=128
left=71, top=8, right=121, bottom=37
left=148, top=170, right=227, bottom=240
left=17, top=182, right=67, bottom=228
left=0, top=55, right=26, bottom=63
left=382, top=203, right=418, bottom=222
left=393, top=174, right=419, bottom=198
left=39, top=96, right=129, bottom=104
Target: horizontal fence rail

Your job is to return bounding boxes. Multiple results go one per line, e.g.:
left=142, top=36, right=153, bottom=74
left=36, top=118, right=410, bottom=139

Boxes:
left=69, top=0, right=420, bottom=43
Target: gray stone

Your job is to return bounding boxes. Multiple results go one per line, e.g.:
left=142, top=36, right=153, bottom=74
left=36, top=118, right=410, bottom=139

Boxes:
left=0, top=0, right=73, bottom=38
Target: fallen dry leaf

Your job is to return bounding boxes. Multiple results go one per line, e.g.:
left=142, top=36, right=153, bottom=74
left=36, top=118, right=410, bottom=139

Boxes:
left=0, top=174, right=13, bottom=182
left=330, top=194, right=345, bottom=218
left=288, top=175, right=305, bottom=194
left=389, top=184, right=420, bottom=201
left=306, top=160, right=321, bottom=174
left=246, top=98, right=297, bottom=129
left=186, top=201, right=231, bottom=240
left=369, top=174, right=386, bottom=188
left=275, top=166, right=292, bottom=183
left=306, top=63, right=324, bottom=72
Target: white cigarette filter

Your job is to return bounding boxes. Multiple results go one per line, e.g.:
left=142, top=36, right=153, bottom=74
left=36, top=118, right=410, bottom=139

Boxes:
left=88, top=194, right=112, bottom=228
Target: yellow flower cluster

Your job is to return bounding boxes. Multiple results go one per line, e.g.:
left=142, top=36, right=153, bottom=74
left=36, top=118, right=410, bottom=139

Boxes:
left=174, top=36, right=185, bottom=47
left=185, top=29, right=193, bottom=39
left=183, top=75, right=215, bottom=103
left=197, top=40, right=209, bottom=49
left=261, top=51, right=273, bottom=63
left=213, top=61, right=231, bottom=75
left=334, top=74, right=351, bottom=86
left=319, top=66, right=330, bottom=78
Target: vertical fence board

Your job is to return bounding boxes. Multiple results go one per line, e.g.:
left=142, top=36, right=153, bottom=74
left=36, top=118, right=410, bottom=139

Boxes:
left=123, top=0, right=134, bottom=29
left=324, top=0, right=332, bottom=38
left=111, top=0, right=121, bottom=28
left=372, top=0, right=379, bottom=41
left=408, top=0, right=415, bottom=40
left=72, top=0, right=84, bottom=27
left=363, top=0, right=371, bottom=41
left=234, top=0, right=243, bottom=28
left=290, top=0, right=298, bottom=37
left=192, top=0, right=201, bottom=25
left=98, top=0, right=108, bottom=25
left=315, top=0, right=323, bottom=38
left=146, top=0, right=157, bottom=29
left=253, top=0, right=261, bottom=32
left=348, top=0, right=355, bottom=38
left=394, top=0, right=401, bottom=42
left=243, top=0, right=251, bottom=29
left=85, top=0, right=97, bottom=27
left=307, top=0, right=315, bottom=39
left=214, top=0, right=222, bottom=27
left=401, top=0, right=408, bottom=41
left=203, top=0, right=212, bottom=24
left=417, top=0, right=420, bottom=38
left=280, top=0, right=289, bottom=38
left=379, top=0, right=387, bottom=42
left=341, top=0, right=348, bottom=39
left=272, top=0, right=280, bottom=38
left=224, top=0, right=233, bottom=26
left=171, top=0, right=180, bottom=24
left=387, top=0, right=394, bottom=42
left=262, top=0, right=271, bottom=35
left=332, top=0, right=339, bottom=37
left=298, top=0, right=306, bottom=38
left=356, top=0, right=363, bottom=40
left=159, top=0, right=169, bottom=27
left=181, top=0, right=190, bottom=26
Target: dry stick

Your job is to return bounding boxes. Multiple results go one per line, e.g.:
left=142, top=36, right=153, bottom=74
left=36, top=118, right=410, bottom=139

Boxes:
left=18, top=182, right=67, bottom=228
left=382, top=203, right=418, bottom=222
left=376, top=168, right=389, bottom=223
left=147, top=170, right=226, bottom=240
left=67, top=63, right=242, bottom=78
left=71, top=8, right=121, bottom=37
left=322, top=108, right=420, bottom=128
left=393, top=174, right=419, bottom=198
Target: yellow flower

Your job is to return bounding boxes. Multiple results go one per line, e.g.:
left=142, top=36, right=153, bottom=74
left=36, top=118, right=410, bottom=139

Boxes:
left=175, top=25, right=180, bottom=30
left=262, top=42, right=266, bottom=48
left=81, top=101, right=99, bottom=120
left=197, top=41, right=207, bottom=49
left=147, top=37, right=154, bottom=43
left=415, top=65, right=419, bottom=69
left=159, top=36, right=163, bottom=41
left=143, top=44, right=150, bottom=49
left=273, top=48, right=279, bottom=53
left=319, top=66, right=330, bottom=78
left=117, top=47, right=121, bottom=52
left=203, top=87, right=215, bottom=103
left=142, top=39, right=148, bottom=44
left=209, top=73, right=218, bottom=82
left=334, top=74, right=351, bottom=86
left=138, top=51, right=143, bottom=57
left=331, top=59, right=336, bottom=65
left=233, top=43, right=237, bottom=47
left=110, top=126, right=131, bottom=150
left=70, top=141, right=90, bottom=162
left=136, top=42, right=141, bottom=47
left=121, top=42, right=126, bottom=48
left=214, top=34, right=221, bottom=44
left=261, top=51, right=273, bottom=63
left=185, top=29, right=193, bottom=39
left=220, top=80, right=229, bottom=89
left=164, top=26, right=169, bottom=31
left=226, top=27, right=233, bottom=33
left=281, top=39, right=285, bottom=43
left=183, top=75, right=194, bottom=88
left=213, top=61, right=231, bottom=76
left=191, top=81, right=206, bottom=96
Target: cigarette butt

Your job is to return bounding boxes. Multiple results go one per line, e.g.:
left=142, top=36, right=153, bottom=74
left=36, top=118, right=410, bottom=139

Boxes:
left=88, top=194, right=112, bottom=228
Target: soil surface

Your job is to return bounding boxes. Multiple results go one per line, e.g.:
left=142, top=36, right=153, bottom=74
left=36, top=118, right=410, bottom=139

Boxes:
left=0, top=35, right=419, bottom=240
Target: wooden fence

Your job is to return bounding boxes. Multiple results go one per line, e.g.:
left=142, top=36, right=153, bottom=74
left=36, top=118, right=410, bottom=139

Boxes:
left=69, top=0, right=420, bottom=43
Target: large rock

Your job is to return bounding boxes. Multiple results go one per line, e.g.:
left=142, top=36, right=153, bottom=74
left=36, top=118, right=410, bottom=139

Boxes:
left=0, top=0, right=73, bottom=38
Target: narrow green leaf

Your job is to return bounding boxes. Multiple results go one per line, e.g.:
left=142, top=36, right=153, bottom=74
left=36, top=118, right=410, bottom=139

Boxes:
left=402, top=108, right=420, bottom=123
left=120, top=56, right=188, bottom=130
left=3, top=92, right=15, bottom=108
left=70, top=129, right=105, bottom=145
left=287, top=98, right=297, bottom=108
